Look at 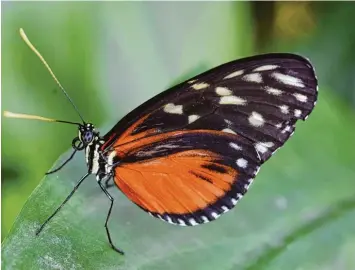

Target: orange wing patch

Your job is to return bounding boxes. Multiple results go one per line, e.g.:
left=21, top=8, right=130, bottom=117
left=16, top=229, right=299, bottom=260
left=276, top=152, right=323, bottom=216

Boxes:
left=111, top=128, right=259, bottom=226
left=114, top=149, right=238, bottom=215
left=117, top=113, right=159, bottom=145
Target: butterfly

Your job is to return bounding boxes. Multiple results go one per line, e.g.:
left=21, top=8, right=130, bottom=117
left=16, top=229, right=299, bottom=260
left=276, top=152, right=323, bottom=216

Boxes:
left=5, top=29, right=318, bottom=254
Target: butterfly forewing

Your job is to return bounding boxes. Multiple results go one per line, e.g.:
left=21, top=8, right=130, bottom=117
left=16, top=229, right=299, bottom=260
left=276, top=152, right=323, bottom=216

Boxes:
left=103, top=53, right=318, bottom=226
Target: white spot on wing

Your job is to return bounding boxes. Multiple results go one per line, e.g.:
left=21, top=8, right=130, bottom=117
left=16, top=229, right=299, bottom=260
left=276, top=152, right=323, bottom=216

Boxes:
left=177, top=219, right=187, bottom=226
left=243, top=73, right=262, bottom=83
left=248, top=111, right=265, bottom=127
left=271, top=72, right=304, bottom=88
left=188, top=79, right=197, bottom=84
left=166, top=216, right=173, bottom=224
left=221, top=206, right=229, bottom=213
left=164, top=103, right=183, bottom=114
left=293, top=93, right=308, bottom=102
left=229, top=142, right=242, bottom=151
left=279, top=105, right=289, bottom=114
left=211, top=212, right=219, bottom=219
left=188, top=114, right=200, bottom=124
left=236, top=158, right=248, bottom=168
left=255, top=142, right=274, bottom=154
left=262, top=142, right=274, bottom=148
left=219, top=96, right=247, bottom=105
left=253, top=65, right=278, bottom=72
left=215, top=87, right=232, bottom=96
left=231, top=198, right=238, bottom=205
left=265, top=87, right=283, bottom=96
left=294, top=109, right=302, bottom=117
left=191, top=82, right=209, bottom=90
left=201, top=216, right=209, bottom=223
left=189, top=218, right=198, bottom=226
left=282, top=125, right=292, bottom=134
left=222, top=128, right=236, bottom=135
left=224, top=69, right=244, bottom=79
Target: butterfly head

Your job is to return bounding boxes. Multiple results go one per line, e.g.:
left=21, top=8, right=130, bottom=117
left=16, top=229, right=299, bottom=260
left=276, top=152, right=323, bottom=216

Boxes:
left=72, top=123, right=99, bottom=150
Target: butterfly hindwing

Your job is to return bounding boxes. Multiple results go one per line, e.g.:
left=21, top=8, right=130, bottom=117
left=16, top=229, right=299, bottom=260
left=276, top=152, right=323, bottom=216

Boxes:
left=113, top=130, right=260, bottom=225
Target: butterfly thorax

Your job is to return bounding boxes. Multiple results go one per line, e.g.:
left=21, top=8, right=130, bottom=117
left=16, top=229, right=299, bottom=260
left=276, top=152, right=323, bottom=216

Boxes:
left=76, top=123, right=113, bottom=180
left=85, top=138, right=100, bottom=173
left=85, top=137, right=115, bottom=182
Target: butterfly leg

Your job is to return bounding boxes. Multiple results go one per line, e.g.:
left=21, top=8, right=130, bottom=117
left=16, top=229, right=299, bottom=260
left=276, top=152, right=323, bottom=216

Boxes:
left=36, top=173, right=89, bottom=235
left=97, top=180, right=124, bottom=255
left=46, top=149, right=77, bottom=175
left=104, top=176, right=115, bottom=189
left=104, top=161, right=122, bottom=190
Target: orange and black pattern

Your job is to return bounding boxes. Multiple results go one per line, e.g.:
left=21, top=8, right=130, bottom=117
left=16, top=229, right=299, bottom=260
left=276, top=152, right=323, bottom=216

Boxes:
left=102, top=53, right=318, bottom=226
left=113, top=130, right=260, bottom=225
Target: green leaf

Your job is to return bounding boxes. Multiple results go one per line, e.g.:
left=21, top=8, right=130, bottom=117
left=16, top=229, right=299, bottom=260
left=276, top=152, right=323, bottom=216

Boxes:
left=2, top=89, right=355, bottom=269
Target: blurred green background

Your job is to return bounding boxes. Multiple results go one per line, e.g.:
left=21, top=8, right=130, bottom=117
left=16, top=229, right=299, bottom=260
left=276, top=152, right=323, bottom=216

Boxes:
left=2, top=2, right=355, bottom=269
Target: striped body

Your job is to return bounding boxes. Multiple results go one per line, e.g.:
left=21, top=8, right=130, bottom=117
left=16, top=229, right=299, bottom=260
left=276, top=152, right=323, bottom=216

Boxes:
left=84, top=136, right=113, bottom=181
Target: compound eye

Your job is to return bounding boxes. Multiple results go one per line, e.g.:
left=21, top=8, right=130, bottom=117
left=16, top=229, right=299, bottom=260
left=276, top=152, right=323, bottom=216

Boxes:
left=83, top=131, right=93, bottom=143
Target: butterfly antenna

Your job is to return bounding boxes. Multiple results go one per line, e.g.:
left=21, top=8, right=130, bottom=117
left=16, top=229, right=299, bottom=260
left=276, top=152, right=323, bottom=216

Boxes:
left=19, top=28, right=86, bottom=123
left=3, top=111, right=81, bottom=126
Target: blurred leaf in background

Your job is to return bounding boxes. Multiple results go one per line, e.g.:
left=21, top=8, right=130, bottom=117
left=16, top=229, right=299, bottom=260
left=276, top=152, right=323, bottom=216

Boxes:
left=2, top=1, right=355, bottom=270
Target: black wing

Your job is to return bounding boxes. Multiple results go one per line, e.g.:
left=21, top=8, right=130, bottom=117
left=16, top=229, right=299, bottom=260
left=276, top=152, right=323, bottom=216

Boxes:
left=103, top=53, right=318, bottom=163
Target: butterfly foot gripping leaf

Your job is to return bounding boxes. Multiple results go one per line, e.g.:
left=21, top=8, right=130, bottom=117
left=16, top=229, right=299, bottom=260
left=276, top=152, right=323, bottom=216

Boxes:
left=5, top=28, right=317, bottom=254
